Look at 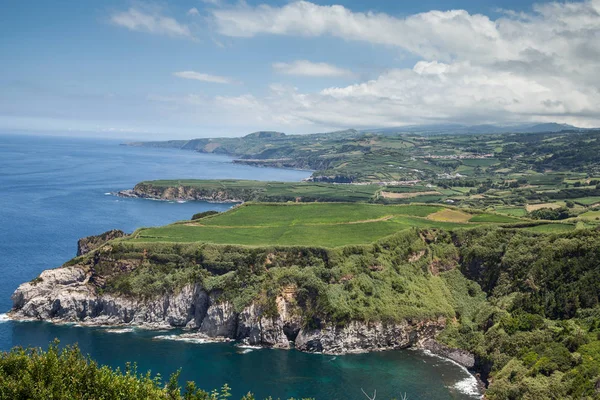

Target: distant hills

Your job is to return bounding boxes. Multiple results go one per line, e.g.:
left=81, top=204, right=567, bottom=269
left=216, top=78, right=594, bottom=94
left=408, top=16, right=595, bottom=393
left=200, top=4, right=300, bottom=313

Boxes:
left=365, top=122, right=590, bottom=135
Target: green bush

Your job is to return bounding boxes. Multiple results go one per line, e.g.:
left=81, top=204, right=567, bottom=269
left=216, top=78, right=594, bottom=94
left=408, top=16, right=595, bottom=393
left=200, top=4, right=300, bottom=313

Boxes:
left=0, top=342, right=314, bottom=400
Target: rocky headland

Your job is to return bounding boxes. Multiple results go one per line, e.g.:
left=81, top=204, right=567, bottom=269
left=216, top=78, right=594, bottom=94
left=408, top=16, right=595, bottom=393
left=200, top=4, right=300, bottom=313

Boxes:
left=9, top=262, right=450, bottom=355
left=116, top=184, right=244, bottom=203
left=8, top=230, right=473, bottom=362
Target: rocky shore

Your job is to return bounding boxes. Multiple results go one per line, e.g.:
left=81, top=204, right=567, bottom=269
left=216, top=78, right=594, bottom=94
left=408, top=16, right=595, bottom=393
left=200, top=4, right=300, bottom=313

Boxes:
left=116, top=186, right=242, bottom=203
left=9, top=263, right=453, bottom=356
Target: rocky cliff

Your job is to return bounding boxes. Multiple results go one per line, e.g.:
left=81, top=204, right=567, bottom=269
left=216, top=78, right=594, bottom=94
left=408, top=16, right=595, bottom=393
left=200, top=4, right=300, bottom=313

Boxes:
left=77, top=230, right=127, bottom=256
left=118, top=184, right=245, bottom=202
left=10, top=263, right=448, bottom=355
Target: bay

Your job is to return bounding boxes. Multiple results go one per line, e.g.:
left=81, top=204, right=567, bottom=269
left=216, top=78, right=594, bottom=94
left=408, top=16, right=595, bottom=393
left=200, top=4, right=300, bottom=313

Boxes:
left=0, top=133, right=481, bottom=399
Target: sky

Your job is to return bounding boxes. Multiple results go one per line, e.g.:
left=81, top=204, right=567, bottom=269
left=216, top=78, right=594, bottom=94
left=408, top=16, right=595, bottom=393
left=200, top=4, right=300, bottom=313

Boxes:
left=1, top=0, right=599, bottom=139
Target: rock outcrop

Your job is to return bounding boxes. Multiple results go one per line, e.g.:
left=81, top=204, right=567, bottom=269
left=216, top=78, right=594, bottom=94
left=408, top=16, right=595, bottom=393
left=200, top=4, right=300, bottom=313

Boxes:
left=77, top=230, right=127, bottom=256
left=296, top=319, right=446, bottom=354
left=117, top=185, right=243, bottom=203
left=418, top=338, right=476, bottom=368
left=11, top=266, right=209, bottom=329
left=10, top=264, right=446, bottom=354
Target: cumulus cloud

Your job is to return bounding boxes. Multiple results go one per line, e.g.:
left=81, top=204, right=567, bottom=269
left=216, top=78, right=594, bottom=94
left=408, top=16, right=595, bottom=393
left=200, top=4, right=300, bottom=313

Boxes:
left=187, top=8, right=200, bottom=16
left=173, top=71, right=234, bottom=84
left=273, top=60, right=353, bottom=77
left=202, top=0, right=600, bottom=128
left=111, top=7, right=192, bottom=38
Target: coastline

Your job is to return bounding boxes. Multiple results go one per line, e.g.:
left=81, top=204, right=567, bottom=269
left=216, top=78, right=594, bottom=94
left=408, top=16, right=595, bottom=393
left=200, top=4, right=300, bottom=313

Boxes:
left=114, top=189, right=243, bottom=204
left=5, top=310, right=483, bottom=385
left=4, top=312, right=484, bottom=398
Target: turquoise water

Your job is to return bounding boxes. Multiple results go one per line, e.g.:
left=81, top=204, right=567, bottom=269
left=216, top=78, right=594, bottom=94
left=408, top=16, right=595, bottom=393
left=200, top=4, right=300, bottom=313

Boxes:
left=0, top=134, right=481, bottom=399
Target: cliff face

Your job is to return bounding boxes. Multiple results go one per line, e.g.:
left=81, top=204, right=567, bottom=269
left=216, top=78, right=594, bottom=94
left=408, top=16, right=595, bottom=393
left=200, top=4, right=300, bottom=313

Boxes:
left=77, top=230, right=127, bottom=256
left=119, top=184, right=247, bottom=202
left=10, top=264, right=446, bottom=355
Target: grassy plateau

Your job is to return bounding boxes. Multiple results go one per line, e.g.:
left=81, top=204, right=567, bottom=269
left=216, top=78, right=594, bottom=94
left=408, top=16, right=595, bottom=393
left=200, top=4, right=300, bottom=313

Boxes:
left=125, top=203, right=571, bottom=247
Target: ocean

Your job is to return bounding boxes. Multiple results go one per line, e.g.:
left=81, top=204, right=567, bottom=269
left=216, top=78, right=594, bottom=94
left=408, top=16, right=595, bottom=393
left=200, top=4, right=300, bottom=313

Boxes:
left=0, top=134, right=481, bottom=399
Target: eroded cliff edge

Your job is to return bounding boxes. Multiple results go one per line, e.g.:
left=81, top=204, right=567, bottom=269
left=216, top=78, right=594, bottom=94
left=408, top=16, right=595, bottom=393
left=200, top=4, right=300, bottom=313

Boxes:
left=10, top=264, right=447, bottom=354
left=9, top=229, right=475, bottom=359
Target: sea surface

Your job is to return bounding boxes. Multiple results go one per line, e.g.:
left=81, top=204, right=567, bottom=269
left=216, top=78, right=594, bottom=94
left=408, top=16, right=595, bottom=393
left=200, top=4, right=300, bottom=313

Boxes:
left=0, top=133, right=481, bottom=399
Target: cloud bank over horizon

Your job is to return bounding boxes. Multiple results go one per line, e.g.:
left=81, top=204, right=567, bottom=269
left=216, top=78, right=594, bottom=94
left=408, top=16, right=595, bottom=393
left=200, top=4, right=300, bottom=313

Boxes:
left=1, top=0, right=599, bottom=138
left=204, top=0, right=600, bottom=130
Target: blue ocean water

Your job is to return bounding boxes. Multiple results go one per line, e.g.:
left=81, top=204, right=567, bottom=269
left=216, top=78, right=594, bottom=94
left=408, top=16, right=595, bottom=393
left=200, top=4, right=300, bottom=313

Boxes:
left=0, top=134, right=481, bottom=399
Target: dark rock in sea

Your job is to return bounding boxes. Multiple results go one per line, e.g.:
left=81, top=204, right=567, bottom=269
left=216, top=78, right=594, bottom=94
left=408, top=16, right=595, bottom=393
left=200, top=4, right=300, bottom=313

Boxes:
left=419, top=338, right=475, bottom=368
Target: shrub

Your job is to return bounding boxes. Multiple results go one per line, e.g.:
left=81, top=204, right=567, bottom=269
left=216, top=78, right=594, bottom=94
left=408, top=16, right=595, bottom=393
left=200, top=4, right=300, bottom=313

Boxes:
left=191, top=211, right=220, bottom=220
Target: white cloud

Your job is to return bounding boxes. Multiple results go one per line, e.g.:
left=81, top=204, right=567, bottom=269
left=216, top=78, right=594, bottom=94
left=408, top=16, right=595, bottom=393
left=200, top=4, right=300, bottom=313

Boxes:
left=187, top=8, right=200, bottom=16
left=173, top=71, right=234, bottom=84
left=202, top=0, right=222, bottom=5
left=111, top=7, right=192, bottom=38
left=202, top=0, right=600, bottom=128
left=273, top=60, right=353, bottom=77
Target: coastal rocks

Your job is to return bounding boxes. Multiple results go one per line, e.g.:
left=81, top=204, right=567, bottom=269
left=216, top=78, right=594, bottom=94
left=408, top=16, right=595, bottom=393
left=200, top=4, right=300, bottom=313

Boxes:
left=199, top=293, right=237, bottom=337
left=117, top=184, right=242, bottom=203
left=418, top=338, right=476, bottom=369
left=11, top=266, right=89, bottom=315
left=11, top=265, right=445, bottom=355
left=10, top=267, right=209, bottom=329
left=295, top=318, right=446, bottom=355
left=236, top=297, right=301, bottom=349
left=77, top=230, right=127, bottom=256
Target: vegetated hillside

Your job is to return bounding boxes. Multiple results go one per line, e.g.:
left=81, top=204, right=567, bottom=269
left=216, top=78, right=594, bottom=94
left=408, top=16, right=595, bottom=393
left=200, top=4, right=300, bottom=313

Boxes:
left=19, top=223, right=600, bottom=399
left=442, top=227, right=600, bottom=399
left=125, top=127, right=600, bottom=184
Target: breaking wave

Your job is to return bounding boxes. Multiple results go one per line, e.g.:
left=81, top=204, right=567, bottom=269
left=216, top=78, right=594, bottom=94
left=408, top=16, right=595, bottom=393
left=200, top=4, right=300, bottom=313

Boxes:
left=105, top=328, right=135, bottom=334
left=420, top=349, right=482, bottom=399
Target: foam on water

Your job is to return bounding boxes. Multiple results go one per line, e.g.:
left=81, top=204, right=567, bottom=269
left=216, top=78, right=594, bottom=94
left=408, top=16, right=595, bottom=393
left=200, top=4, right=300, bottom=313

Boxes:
left=0, top=313, right=9, bottom=323
left=153, top=335, right=228, bottom=344
left=236, top=344, right=263, bottom=349
left=105, top=328, right=135, bottom=334
left=420, top=350, right=482, bottom=399
left=453, top=377, right=482, bottom=397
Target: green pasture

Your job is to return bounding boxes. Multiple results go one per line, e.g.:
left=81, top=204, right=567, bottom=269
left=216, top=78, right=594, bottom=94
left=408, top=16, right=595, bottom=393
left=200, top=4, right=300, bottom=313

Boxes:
left=521, top=223, right=576, bottom=233
left=493, top=207, right=528, bottom=217
left=468, top=213, right=523, bottom=223
left=461, top=158, right=499, bottom=167
left=573, top=196, right=600, bottom=206
left=129, top=203, right=474, bottom=247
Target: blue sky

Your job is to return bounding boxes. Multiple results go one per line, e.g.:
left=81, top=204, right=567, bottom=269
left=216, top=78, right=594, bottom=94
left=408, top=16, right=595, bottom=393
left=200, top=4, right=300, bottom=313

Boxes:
left=1, top=0, right=599, bottom=139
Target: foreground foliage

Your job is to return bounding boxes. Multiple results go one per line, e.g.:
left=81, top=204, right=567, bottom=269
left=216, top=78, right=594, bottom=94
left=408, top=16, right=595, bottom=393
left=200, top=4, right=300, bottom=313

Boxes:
left=0, top=341, right=311, bottom=400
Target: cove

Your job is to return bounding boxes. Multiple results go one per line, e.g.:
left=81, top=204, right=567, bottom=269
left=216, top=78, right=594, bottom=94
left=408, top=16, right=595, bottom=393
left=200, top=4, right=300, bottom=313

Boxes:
left=0, top=134, right=481, bottom=399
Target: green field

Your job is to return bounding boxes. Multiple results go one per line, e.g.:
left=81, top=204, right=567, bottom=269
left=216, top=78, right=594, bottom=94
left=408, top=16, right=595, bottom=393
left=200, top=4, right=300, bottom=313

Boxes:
left=130, top=203, right=480, bottom=247
left=573, top=196, right=600, bottom=205
left=521, top=223, right=576, bottom=233
left=578, top=210, right=600, bottom=220
left=468, top=213, right=523, bottom=223
left=461, top=158, right=499, bottom=167
left=493, top=206, right=528, bottom=217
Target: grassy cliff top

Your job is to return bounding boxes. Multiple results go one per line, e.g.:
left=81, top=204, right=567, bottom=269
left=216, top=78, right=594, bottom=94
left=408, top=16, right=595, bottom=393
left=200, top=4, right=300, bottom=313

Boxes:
left=127, top=203, right=562, bottom=247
